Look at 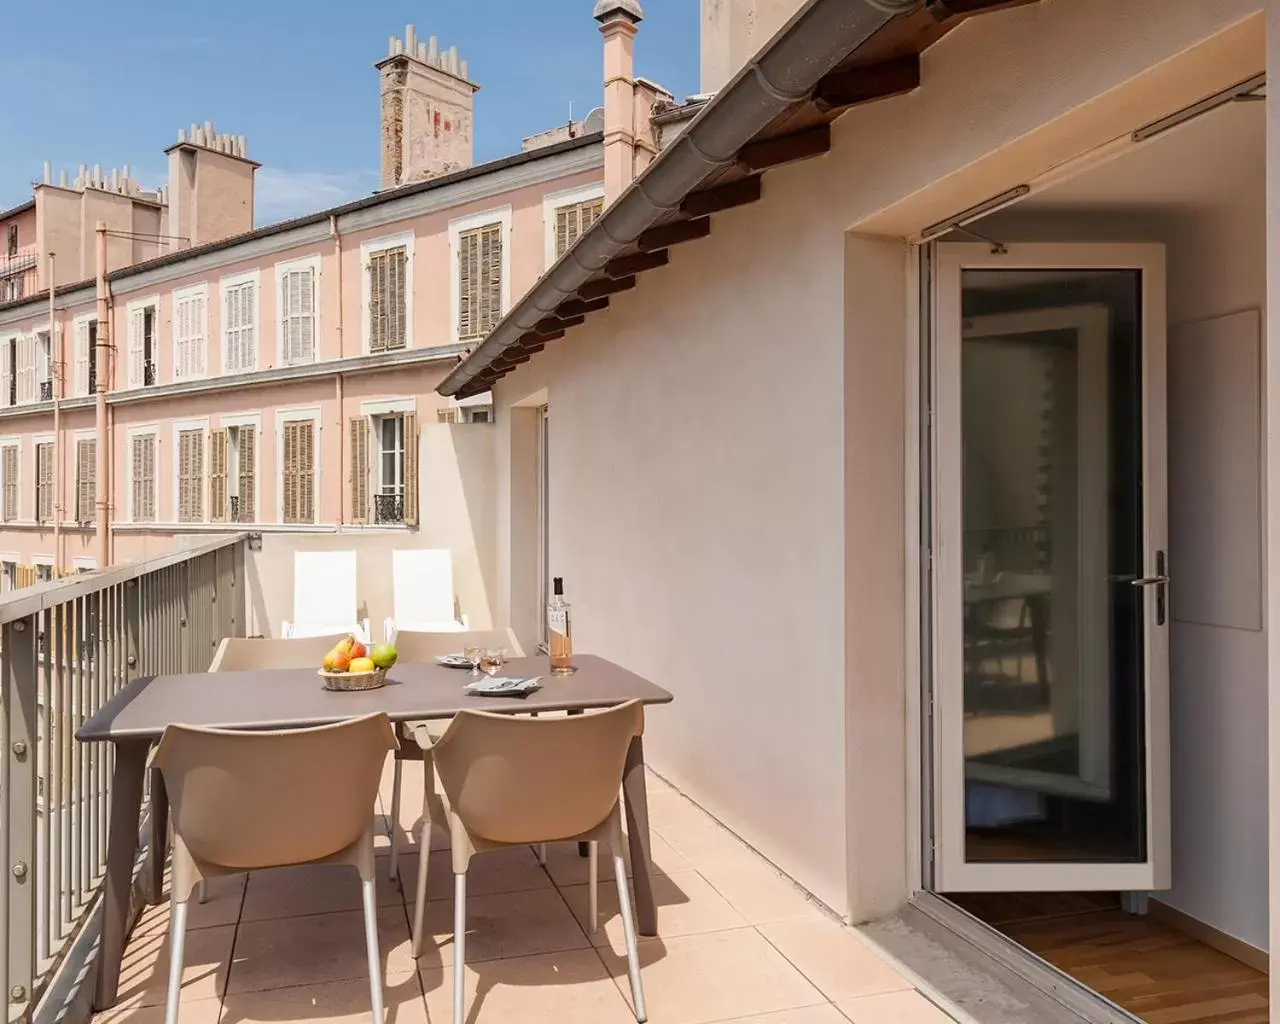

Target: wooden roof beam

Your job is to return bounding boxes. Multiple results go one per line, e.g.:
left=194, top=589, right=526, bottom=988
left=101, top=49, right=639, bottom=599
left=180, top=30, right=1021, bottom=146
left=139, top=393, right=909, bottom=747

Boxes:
left=812, top=55, right=920, bottom=113
left=636, top=217, right=711, bottom=253
left=681, top=176, right=762, bottom=218
left=605, top=249, right=669, bottom=278
left=737, top=124, right=830, bottom=172
left=555, top=296, right=611, bottom=318
left=579, top=275, right=637, bottom=301
left=535, top=314, right=585, bottom=334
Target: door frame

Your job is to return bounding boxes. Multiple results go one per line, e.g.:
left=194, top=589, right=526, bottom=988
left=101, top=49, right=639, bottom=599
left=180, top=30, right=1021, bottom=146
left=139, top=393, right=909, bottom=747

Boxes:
left=930, top=242, right=1171, bottom=893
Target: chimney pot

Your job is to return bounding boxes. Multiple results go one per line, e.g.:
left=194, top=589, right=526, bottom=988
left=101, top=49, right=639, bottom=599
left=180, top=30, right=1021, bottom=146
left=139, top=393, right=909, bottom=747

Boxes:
left=405, top=24, right=417, bottom=54
left=43, top=161, right=51, bottom=185
left=238, top=135, right=248, bottom=157
left=428, top=35, right=439, bottom=63
left=593, top=0, right=644, bottom=23
left=460, top=58, right=469, bottom=80
left=59, top=170, right=67, bottom=188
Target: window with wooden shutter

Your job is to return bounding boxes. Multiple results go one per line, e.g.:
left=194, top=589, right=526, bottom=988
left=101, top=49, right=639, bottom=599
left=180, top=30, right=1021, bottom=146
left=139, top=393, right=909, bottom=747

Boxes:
left=174, top=289, right=207, bottom=380
left=73, top=319, right=93, bottom=396
left=210, top=429, right=228, bottom=522
left=237, top=426, right=256, bottom=522
left=127, top=306, right=146, bottom=387
left=403, top=411, right=419, bottom=527
left=554, top=197, right=603, bottom=260
left=131, top=435, right=155, bottom=522
left=223, top=279, right=256, bottom=372
left=368, top=247, right=407, bottom=353
left=15, top=333, right=37, bottom=405
left=76, top=439, right=95, bottom=523
left=349, top=417, right=369, bottom=525
left=0, top=337, right=11, bottom=409
left=1, top=445, right=16, bottom=521
left=282, top=420, right=316, bottom=524
left=35, top=442, right=53, bottom=523
left=458, top=224, right=503, bottom=341
left=281, top=267, right=317, bottom=365
left=177, top=429, right=204, bottom=522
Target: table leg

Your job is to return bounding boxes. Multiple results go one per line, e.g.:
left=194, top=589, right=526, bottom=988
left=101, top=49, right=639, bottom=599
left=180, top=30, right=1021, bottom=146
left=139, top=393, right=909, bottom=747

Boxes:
left=147, top=762, right=169, bottom=905
left=94, top=740, right=149, bottom=1010
left=622, top=735, right=657, bottom=936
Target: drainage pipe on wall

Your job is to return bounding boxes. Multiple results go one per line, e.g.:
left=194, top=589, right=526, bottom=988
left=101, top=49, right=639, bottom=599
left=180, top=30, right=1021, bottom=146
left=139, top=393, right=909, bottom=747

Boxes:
left=332, top=214, right=345, bottom=525
left=94, top=223, right=109, bottom=568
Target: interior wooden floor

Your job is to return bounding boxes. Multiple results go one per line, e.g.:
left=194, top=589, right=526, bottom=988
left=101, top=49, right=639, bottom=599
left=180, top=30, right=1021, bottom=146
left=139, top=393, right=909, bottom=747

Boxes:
left=948, top=892, right=1268, bottom=1024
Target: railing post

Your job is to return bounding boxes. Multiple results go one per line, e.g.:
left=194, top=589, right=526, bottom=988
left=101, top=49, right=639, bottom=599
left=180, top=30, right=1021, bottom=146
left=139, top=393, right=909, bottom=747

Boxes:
left=2, top=614, right=38, bottom=1023
left=179, top=562, right=191, bottom=673
left=124, top=579, right=140, bottom=684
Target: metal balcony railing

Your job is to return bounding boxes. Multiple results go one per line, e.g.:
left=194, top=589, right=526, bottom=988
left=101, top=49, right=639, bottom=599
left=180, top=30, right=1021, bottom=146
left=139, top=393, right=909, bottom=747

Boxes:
left=0, top=535, right=247, bottom=1024
left=373, top=493, right=405, bottom=525
left=0, top=248, right=38, bottom=304
left=39, top=381, right=52, bottom=402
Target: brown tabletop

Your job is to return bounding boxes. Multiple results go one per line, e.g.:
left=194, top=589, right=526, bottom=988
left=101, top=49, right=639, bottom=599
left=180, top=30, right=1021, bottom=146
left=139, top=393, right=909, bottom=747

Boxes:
left=76, top=653, right=671, bottom=1011
left=78, top=654, right=673, bottom=740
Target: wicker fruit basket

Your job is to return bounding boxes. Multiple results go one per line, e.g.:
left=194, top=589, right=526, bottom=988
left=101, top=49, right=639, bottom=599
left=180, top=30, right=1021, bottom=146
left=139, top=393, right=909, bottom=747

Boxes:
left=318, top=667, right=388, bottom=691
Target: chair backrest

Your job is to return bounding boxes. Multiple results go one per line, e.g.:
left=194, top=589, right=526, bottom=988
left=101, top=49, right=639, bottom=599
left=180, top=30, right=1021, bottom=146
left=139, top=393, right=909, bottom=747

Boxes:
left=293, top=551, right=359, bottom=632
left=154, top=713, right=396, bottom=870
left=393, top=627, right=525, bottom=663
left=392, top=548, right=456, bottom=626
left=432, top=701, right=643, bottom=845
left=209, top=635, right=349, bottom=673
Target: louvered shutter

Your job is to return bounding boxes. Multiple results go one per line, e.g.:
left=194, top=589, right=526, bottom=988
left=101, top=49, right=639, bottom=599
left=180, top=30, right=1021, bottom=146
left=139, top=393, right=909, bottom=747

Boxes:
left=458, top=232, right=477, bottom=339
left=369, top=248, right=407, bottom=352
left=299, top=421, right=315, bottom=522
left=76, top=439, right=95, bottom=523
left=403, top=411, right=419, bottom=527
left=0, top=339, right=11, bottom=409
left=349, top=418, right=369, bottom=524
left=74, top=322, right=89, bottom=396
left=458, top=225, right=503, bottom=340
left=128, top=307, right=145, bottom=387
left=282, top=269, right=316, bottom=365
left=480, top=225, right=502, bottom=335
left=210, top=430, right=228, bottom=522
left=178, top=429, right=203, bottom=522
left=238, top=426, right=256, bottom=522
left=131, top=436, right=155, bottom=522
left=36, top=444, right=52, bottom=522
left=2, top=446, right=16, bottom=521
left=555, top=208, right=571, bottom=261
left=176, top=293, right=206, bottom=379
left=224, top=282, right=255, bottom=372
left=17, top=334, right=35, bottom=404
left=554, top=199, right=604, bottom=260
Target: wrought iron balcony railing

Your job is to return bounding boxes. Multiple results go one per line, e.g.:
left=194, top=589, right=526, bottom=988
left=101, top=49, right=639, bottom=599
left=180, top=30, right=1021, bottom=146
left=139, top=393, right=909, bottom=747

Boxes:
left=373, top=493, right=405, bottom=525
left=0, top=535, right=247, bottom=1024
left=39, top=380, right=52, bottom=402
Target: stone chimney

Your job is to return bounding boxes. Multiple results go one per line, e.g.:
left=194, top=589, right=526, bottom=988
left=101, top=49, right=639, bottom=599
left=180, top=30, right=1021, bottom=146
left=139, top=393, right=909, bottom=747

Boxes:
left=594, top=0, right=644, bottom=204
left=700, top=0, right=805, bottom=94
left=377, top=26, right=480, bottom=190
left=165, top=123, right=258, bottom=248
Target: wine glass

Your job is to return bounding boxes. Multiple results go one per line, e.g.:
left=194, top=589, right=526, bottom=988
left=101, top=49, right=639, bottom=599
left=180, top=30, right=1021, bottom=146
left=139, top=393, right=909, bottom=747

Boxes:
left=463, top=645, right=482, bottom=676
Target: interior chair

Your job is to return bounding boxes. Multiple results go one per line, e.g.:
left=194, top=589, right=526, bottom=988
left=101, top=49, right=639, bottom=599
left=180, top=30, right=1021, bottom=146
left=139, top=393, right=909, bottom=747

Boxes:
left=383, top=548, right=468, bottom=643
left=282, top=550, right=371, bottom=642
left=385, top=627, right=524, bottom=882
left=153, top=713, right=397, bottom=1024
left=410, top=701, right=648, bottom=1024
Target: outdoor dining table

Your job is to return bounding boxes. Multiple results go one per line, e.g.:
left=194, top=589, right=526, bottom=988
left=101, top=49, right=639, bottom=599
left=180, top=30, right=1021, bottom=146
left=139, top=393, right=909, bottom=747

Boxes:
left=76, top=653, right=673, bottom=1011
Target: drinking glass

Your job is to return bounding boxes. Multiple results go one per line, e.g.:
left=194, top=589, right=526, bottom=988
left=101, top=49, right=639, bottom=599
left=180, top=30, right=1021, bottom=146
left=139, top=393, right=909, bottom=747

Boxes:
left=463, top=645, right=483, bottom=676
left=481, top=647, right=506, bottom=675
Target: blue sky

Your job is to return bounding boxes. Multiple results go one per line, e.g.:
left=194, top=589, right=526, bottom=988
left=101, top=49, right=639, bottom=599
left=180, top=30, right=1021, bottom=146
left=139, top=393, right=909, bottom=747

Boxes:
left=0, top=2, right=699, bottom=225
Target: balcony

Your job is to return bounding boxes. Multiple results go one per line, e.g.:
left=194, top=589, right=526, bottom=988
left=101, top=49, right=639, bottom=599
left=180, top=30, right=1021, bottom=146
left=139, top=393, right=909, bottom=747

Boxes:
left=39, top=380, right=52, bottom=402
left=0, top=536, right=928, bottom=1024
left=0, top=246, right=38, bottom=303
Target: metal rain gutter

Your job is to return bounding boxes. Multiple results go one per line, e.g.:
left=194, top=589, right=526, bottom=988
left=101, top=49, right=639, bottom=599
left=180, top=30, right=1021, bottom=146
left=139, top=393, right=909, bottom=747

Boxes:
left=437, top=0, right=919, bottom=397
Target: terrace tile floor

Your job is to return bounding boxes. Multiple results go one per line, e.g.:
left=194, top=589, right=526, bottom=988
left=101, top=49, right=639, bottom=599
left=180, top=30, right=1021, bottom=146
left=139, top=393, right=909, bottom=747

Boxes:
left=95, top=763, right=957, bottom=1024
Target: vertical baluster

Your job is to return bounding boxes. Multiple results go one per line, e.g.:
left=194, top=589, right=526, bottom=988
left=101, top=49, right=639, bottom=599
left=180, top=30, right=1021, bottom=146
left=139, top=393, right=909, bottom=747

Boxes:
left=3, top=614, right=39, bottom=1021
left=77, top=596, right=89, bottom=904
left=95, top=590, right=107, bottom=877
left=51, top=604, right=64, bottom=940
left=37, top=608, right=51, bottom=968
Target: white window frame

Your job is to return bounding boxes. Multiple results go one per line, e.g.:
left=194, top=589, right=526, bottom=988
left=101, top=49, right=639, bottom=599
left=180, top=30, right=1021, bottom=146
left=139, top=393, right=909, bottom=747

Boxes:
left=541, top=183, right=605, bottom=269
left=171, top=283, right=209, bottom=382
left=125, top=294, right=161, bottom=389
left=449, top=206, right=512, bottom=345
left=72, top=556, right=97, bottom=573
left=219, top=270, right=260, bottom=375
left=0, top=436, right=19, bottom=523
left=360, top=398, right=416, bottom=523
left=72, top=428, right=97, bottom=525
left=361, top=232, right=414, bottom=355
left=172, top=418, right=210, bottom=524
left=31, top=553, right=53, bottom=583
left=71, top=312, right=96, bottom=397
left=125, top=424, right=159, bottom=523
left=275, top=254, right=322, bottom=367
left=0, top=552, right=18, bottom=593
left=31, top=431, right=54, bottom=524
left=219, top=411, right=262, bottom=523
left=275, top=406, right=322, bottom=525
left=0, top=332, right=16, bottom=409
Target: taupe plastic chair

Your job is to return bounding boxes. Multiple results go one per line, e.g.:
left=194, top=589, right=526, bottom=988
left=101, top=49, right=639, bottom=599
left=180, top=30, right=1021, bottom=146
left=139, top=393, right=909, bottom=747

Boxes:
left=153, top=713, right=398, bottom=1024
left=387, top=627, right=525, bottom=882
left=413, top=701, right=647, bottom=1024
left=207, top=634, right=350, bottom=672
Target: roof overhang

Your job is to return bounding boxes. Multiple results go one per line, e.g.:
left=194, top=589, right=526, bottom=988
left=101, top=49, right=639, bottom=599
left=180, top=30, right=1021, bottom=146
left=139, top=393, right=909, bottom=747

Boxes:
left=438, top=0, right=1036, bottom=399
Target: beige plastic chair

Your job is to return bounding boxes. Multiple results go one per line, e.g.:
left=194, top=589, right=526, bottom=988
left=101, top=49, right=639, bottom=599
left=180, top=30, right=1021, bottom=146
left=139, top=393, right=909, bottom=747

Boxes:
left=207, top=634, right=350, bottom=673
left=153, top=714, right=398, bottom=1024
left=412, top=701, right=647, bottom=1024
left=386, top=627, right=525, bottom=882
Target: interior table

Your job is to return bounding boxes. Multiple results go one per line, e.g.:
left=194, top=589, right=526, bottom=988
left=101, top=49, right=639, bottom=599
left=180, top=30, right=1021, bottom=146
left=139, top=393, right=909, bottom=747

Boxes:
left=76, top=654, right=673, bottom=1010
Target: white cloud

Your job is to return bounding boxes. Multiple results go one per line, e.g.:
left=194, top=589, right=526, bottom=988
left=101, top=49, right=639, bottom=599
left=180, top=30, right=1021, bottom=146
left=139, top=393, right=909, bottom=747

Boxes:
left=254, top=167, right=379, bottom=225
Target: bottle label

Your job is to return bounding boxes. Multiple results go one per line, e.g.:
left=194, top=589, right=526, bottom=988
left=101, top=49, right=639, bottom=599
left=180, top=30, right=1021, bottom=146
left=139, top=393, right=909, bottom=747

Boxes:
left=548, top=608, right=567, bottom=635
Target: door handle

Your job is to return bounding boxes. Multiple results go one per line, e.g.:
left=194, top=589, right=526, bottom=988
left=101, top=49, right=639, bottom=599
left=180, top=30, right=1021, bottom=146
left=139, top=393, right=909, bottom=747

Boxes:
left=1107, top=552, right=1169, bottom=624
left=1129, top=575, right=1171, bottom=588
